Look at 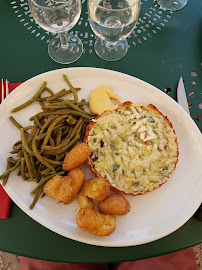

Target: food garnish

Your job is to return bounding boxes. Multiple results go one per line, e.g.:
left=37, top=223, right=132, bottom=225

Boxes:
left=89, top=85, right=120, bottom=115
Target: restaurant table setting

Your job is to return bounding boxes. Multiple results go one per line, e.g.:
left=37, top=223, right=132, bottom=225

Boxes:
left=0, top=0, right=202, bottom=264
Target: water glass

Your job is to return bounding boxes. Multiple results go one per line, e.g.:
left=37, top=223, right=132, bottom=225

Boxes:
left=88, top=0, right=141, bottom=61
left=157, top=0, right=187, bottom=11
left=28, top=0, right=83, bottom=64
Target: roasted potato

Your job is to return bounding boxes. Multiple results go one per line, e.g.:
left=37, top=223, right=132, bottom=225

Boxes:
left=98, top=194, right=130, bottom=215
left=44, top=167, right=84, bottom=204
left=76, top=208, right=116, bottom=236
left=79, top=178, right=110, bottom=201
left=77, top=193, right=94, bottom=209
left=62, top=143, right=91, bottom=171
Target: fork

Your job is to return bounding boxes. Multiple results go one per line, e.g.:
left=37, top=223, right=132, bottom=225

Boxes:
left=1, top=79, right=9, bottom=102
left=0, top=79, right=12, bottom=219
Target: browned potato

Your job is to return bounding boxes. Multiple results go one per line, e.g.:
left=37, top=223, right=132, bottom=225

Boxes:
left=76, top=208, right=116, bottom=236
left=79, top=178, right=110, bottom=201
left=98, top=194, right=130, bottom=215
left=77, top=193, right=94, bottom=209
left=62, top=143, right=91, bottom=171
left=44, top=167, right=84, bottom=204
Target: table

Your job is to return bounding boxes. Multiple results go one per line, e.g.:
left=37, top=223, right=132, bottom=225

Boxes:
left=0, top=0, right=202, bottom=263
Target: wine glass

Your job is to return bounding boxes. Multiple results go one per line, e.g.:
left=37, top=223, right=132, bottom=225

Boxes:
left=157, top=0, right=187, bottom=11
left=28, top=0, right=83, bottom=64
left=88, top=0, right=141, bottom=61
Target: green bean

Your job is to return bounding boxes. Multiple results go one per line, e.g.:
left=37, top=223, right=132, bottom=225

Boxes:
left=40, top=168, right=51, bottom=176
left=31, top=173, right=62, bottom=195
left=43, top=118, right=83, bottom=153
left=20, top=128, right=35, bottom=156
left=39, top=100, right=45, bottom=110
left=34, top=97, right=46, bottom=102
left=36, top=133, right=46, bottom=141
left=63, top=75, right=78, bottom=103
left=23, top=147, right=35, bottom=179
left=24, top=178, right=37, bottom=181
left=48, top=136, right=55, bottom=147
left=30, top=154, right=37, bottom=178
left=52, top=121, right=67, bottom=133
left=46, top=89, right=67, bottom=102
left=29, top=110, right=71, bottom=120
left=13, top=144, right=22, bottom=151
left=0, top=159, right=21, bottom=179
left=23, top=126, right=33, bottom=132
left=47, top=101, right=66, bottom=106
left=16, top=150, right=23, bottom=158
left=80, top=123, right=87, bottom=142
left=2, top=161, right=12, bottom=186
left=41, top=105, right=68, bottom=110
left=7, top=157, right=18, bottom=164
left=77, top=102, right=89, bottom=106
left=41, top=115, right=68, bottom=150
left=9, top=116, right=23, bottom=129
left=67, top=110, right=94, bottom=119
left=46, top=88, right=81, bottom=102
left=65, top=99, right=86, bottom=113
left=32, top=130, right=55, bottom=171
left=43, top=157, right=63, bottom=166
left=39, top=115, right=58, bottom=135
left=29, top=185, right=44, bottom=210
left=34, top=117, right=42, bottom=129
left=56, top=129, right=62, bottom=146
left=44, top=87, right=54, bottom=96
left=26, top=126, right=37, bottom=146
left=11, top=81, right=47, bottom=113
left=20, top=157, right=26, bottom=180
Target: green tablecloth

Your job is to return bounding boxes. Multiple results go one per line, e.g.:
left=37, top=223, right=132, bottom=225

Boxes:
left=0, top=0, right=201, bottom=263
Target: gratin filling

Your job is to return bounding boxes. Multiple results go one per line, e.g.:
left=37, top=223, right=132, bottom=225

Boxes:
left=86, top=104, right=178, bottom=194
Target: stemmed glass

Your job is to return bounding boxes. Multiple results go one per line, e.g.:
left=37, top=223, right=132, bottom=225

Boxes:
left=157, top=0, right=187, bottom=11
left=88, top=0, right=141, bottom=61
left=28, top=0, right=83, bottom=64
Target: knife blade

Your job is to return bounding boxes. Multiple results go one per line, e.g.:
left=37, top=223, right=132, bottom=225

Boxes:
left=177, top=77, right=202, bottom=221
left=177, top=77, right=190, bottom=115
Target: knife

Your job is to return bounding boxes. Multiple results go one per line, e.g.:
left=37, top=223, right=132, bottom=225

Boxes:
left=177, top=77, right=190, bottom=115
left=176, top=77, right=202, bottom=221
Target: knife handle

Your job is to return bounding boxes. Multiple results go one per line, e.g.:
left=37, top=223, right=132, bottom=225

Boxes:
left=194, top=203, right=202, bottom=222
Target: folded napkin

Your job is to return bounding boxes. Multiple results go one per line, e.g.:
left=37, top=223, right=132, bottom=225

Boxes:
left=0, top=82, right=22, bottom=219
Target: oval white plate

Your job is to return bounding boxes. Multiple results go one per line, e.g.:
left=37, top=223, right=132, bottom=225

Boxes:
left=0, top=67, right=202, bottom=247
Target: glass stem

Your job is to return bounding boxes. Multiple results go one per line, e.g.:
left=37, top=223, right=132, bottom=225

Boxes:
left=105, top=41, right=118, bottom=49
left=59, top=32, right=69, bottom=50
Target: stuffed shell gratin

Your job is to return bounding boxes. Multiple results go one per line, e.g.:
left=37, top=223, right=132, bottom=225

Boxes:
left=84, top=102, right=179, bottom=196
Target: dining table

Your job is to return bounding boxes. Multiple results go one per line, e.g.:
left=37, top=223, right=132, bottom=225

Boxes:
left=0, top=0, right=202, bottom=264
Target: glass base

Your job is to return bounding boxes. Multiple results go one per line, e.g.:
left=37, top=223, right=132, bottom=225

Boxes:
left=48, top=34, right=83, bottom=64
left=157, top=0, right=187, bottom=10
left=94, top=38, right=128, bottom=61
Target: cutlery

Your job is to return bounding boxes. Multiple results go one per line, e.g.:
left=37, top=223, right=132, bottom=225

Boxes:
left=177, top=77, right=190, bottom=115
left=176, top=77, right=202, bottom=221
left=1, top=79, right=9, bottom=102
left=0, top=79, right=12, bottom=219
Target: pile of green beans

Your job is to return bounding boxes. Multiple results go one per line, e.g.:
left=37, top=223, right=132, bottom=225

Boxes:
left=0, top=75, right=95, bottom=209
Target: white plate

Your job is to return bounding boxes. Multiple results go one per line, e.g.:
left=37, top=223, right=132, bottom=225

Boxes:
left=0, top=67, right=202, bottom=247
